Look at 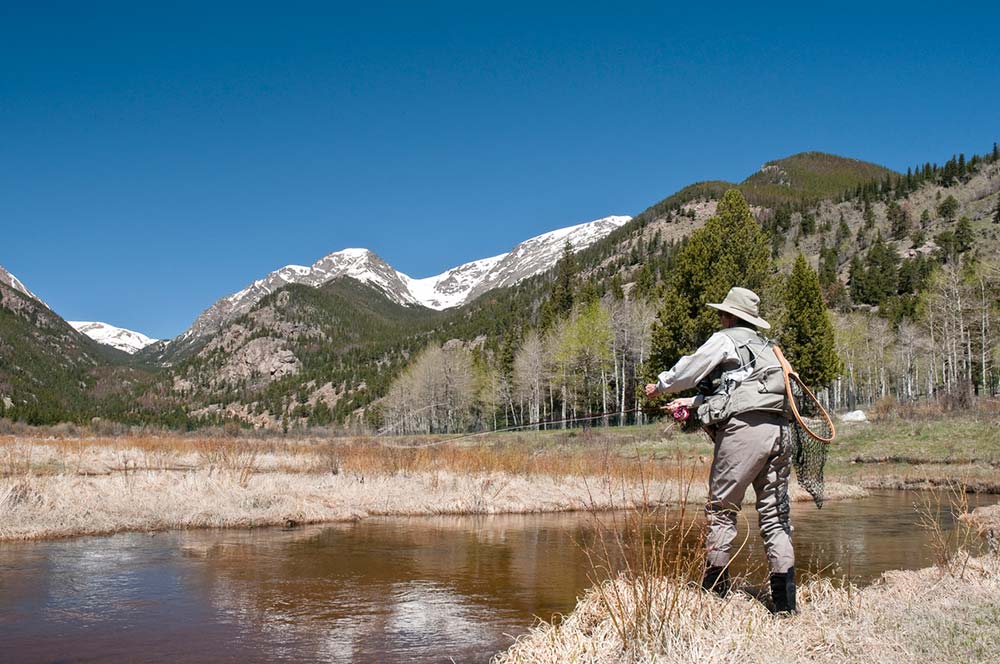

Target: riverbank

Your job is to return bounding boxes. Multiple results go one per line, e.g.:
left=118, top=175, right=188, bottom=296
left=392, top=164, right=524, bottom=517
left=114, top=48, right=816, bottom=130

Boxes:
left=494, top=554, right=1000, bottom=663
left=0, top=433, right=864, bottom=541
left=6, top=404, right=996, bottom=542
left=827, top=403, right=1000, bottom=492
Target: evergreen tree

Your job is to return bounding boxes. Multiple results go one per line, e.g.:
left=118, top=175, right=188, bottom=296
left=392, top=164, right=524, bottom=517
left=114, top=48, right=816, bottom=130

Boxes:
left=818, top=241, right=838, bottom=288
left=850, top=234, right=899, bottom=305
left=834, top=214, right=851, bottom=249
left=934, top=230, right=959, bottom=263
left=848, top=254, right=866, bottom=303
left=633, top=263, right=656, bottom=299
left=863, top=234, right=900, bottom=304
left=780, top=254, right=843, bottom=386
left=863, top=199, right=875, bottom=229
left=993, top=198, right=1000, bottom=225
left=800, top=211, right=816, bottom=235
left=540, top=242, right=577, bottom=327
left=649, top=189, right=771, bottom=368
left=648, top=287, right=689, bottom=379
left=955, top=216, right=974, bottom=254
left=577, top=279, right=600, bottom=305
left=937, top=194, right=959, bottom=221
left=609, top=273, right=625, bottom=299
left=887, top=200, right=910, bottom=240
left=920, top=208, right=931, bottom=228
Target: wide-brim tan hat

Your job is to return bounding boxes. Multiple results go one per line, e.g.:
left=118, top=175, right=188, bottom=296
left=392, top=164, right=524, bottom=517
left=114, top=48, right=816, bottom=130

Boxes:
left=706, top=287, right=771, bottom=329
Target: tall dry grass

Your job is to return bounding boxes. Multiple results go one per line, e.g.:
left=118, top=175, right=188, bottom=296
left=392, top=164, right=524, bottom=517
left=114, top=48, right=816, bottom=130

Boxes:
left=578, top=452, right=712, bottom=653
left=0, top=431, right=701, bottom=481
left=0, top=431, right=863, bottom=541
left=496, top=479, right=1000, bottom=664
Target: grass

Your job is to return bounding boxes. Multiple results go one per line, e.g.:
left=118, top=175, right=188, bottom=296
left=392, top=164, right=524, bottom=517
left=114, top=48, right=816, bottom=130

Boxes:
left=0, top=426, right=862, bottom=541
left=493, top=555, right=1000, bottom=664
left=4, top=401, right=996, bottom=542
left=496, top=483, right=1000, bottom=664
left=827, top=400, right=1000, bottom=492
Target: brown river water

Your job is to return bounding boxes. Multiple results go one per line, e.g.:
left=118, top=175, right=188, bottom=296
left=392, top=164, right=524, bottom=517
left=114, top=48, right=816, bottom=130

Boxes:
left=1, top=491, right=996, bottom=663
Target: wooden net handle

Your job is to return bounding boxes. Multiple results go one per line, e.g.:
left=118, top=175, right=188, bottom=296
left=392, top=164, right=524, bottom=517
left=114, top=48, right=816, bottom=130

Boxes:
left=773, top=345, right=836, bottom=444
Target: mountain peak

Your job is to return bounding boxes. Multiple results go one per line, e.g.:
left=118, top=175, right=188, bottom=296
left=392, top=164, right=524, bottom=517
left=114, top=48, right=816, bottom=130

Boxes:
left=69, top=321, right=159, bottom=355
left=0, top=265, right=44, bottom=305
left=179, top=214, right=630, bottom=342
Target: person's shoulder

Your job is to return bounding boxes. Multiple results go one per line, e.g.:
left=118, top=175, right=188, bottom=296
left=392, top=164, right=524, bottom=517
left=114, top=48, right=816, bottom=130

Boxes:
left=700, top=331, right=735, bottom=349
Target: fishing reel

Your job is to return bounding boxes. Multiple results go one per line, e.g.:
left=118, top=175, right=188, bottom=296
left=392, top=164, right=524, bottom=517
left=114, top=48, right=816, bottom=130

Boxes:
left=641, top=401, right=701, bottom=432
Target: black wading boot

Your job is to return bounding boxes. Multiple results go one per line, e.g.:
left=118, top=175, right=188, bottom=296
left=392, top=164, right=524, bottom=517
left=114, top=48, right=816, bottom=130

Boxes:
left=769, top=568, right=796, bottom=614
left=702, top=565, right=731, bottom=597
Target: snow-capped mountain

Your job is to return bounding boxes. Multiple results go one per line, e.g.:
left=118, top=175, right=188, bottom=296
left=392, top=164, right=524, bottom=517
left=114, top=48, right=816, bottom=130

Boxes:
left=0, top=265, right=44, bottom=305
left=70, top=321, right=159, bottom=355
left=183, top=215, right=631, bottom=341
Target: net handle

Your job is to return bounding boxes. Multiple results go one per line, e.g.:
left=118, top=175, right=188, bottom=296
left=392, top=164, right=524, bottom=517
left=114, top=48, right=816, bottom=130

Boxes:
left=772, top=345, right=836, bottom=444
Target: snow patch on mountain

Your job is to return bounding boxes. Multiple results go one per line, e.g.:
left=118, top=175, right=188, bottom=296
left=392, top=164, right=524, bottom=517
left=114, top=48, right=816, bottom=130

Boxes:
left=70, top=321, right=160, bottom=354
left=403, top=254, right=506, bottom=310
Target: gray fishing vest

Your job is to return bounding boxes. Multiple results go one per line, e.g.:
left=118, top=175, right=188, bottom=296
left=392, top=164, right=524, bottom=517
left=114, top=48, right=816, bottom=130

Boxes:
left=696, top=326, right=787, bottom=426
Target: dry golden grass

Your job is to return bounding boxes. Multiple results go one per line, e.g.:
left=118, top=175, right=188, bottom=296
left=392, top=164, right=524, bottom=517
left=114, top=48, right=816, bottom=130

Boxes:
left=0, top=432, right=863, bottom=541
left=493, top=555, right=1000, bottom=664
left=496, top=482, right=999, bottom=664
left=0, top=431, right=699, bottom=480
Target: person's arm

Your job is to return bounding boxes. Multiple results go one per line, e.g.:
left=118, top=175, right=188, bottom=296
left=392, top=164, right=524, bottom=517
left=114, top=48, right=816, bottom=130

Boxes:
left=643, top=332, right=736, bottom=400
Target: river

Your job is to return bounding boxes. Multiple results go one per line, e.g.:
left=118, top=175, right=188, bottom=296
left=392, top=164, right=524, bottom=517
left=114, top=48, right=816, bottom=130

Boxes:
left=1, top=491, right=996, bottom=663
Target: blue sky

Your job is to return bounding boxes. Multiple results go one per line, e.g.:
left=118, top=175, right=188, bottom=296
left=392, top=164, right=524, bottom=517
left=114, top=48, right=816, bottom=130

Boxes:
left=3, top=1, right=999, bottom=339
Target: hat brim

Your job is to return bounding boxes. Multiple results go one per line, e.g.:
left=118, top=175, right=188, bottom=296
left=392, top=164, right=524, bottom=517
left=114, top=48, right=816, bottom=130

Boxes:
left=707, top=302, right=771, bottom=330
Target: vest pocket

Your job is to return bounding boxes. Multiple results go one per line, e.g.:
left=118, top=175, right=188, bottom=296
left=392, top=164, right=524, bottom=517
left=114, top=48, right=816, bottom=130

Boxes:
left=758, top=366, right=786, bottom=395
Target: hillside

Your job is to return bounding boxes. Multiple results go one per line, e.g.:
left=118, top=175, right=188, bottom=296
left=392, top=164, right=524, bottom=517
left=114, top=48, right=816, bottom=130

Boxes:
left=740, top=151, right=896, bottom=207
left=168, top=270, right=574, bottom=427
left=0, top=280, right=161, bottom=424
left=164, top=215, right=631, bottom=363
left=4, top=146, right=996, bottom=429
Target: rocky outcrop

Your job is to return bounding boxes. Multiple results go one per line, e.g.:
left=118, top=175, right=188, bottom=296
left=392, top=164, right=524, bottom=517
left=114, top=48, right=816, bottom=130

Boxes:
left=218, top=338, right=300, bottom=386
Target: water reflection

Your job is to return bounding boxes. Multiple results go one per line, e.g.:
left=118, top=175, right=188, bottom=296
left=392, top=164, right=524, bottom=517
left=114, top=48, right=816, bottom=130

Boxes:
left=1, top=491, right=995, bottom=663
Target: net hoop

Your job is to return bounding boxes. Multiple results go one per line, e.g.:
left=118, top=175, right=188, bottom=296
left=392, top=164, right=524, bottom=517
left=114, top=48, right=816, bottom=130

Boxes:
left=772, top=345, right=836, bottom=444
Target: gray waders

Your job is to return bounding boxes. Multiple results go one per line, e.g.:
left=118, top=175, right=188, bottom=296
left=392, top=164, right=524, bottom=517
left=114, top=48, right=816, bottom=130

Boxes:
left=701, top=410, right=796, bottom=613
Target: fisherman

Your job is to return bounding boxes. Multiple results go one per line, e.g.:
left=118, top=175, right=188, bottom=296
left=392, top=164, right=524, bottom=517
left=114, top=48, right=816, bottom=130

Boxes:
left=644, top=286, right=796, bottom=613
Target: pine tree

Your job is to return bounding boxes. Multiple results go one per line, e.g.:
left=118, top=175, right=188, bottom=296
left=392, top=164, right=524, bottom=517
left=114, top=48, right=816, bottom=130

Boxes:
left=862, top=233, right=901, bottom=304
left=540, top=241, right=577, bottom=328
left=993, top=198, right=1000, bottom=225
left=848, top=254, right=866, bottom=303
left=780, top=254, right=843, bottom=386
left=818, top=241, right=838, bottom=288
left=920, top=208, right=931, bottom=228
left=800, top=211, right=816, bottom=235
left=648, top=287, right=689, bottom=379
left=610, top=273, right=625, bottom=299
left=955, top=216, right=974, bottom=253
left=863, top=199, right=875, bottom=229
left=887, top=200, right=910, bottom=240
left=834, top=214, right=851, bottom=249
left=937, top=194, right=959, bottom=221
left=649, top=189, right=772, bottom=367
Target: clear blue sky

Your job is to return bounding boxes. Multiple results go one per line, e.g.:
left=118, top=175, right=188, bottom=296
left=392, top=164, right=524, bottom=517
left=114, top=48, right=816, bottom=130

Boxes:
left=3, top=1, right=999, bottom=339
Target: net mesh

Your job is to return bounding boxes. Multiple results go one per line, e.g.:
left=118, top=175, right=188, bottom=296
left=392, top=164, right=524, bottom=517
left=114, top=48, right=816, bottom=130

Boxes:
left=787, top=378, right=831, bottom=509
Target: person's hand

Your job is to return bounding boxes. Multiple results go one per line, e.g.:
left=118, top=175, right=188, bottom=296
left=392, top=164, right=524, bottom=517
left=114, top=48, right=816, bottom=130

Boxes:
left=665, top=397, right=694, bottom=414
left=644, top=383, right=658, bottom=397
